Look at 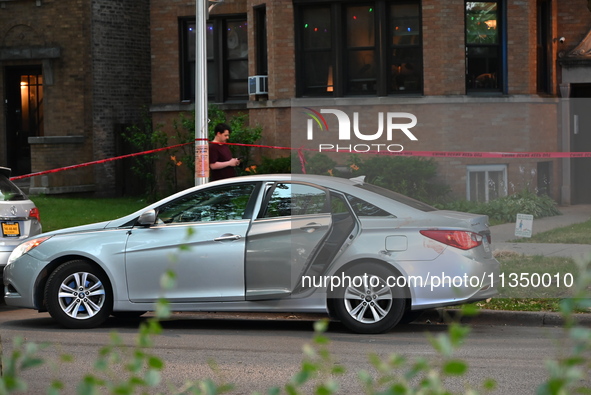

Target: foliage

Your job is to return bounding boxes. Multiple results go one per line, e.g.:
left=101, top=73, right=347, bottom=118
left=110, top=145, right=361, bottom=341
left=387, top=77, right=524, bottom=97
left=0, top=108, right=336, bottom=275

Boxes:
left=207, top=104, right=263, bottom=173
left=292, top=152, right=337, bottom=176
left=292, top=153, right=450, bottom=204
left=348, top=155, right=450, bottom=204
left=438, top=189, right=561, bottom=223
left=244, top=155, right=292, bottom=175
left=122, top=104, right=262, bottom=195
left=121, top=108, right=169, bottom=200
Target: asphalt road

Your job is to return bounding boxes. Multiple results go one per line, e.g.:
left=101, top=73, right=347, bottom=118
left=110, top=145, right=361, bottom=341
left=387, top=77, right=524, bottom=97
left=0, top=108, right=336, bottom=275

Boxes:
left=0, top=305, right=587, bottom=395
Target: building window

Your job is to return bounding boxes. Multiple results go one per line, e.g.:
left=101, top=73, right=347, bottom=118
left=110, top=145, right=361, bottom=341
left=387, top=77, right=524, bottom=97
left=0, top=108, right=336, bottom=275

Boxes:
left=465, top=1, right=504, bottom=93
left=536, top=0, right=551, bottom=94
left=254, top=5, right=268, bottom=75
left=295, top=0, right=422, bottom=97
left=467, top=165, right=507, bottom=202
left=180, top=16, right=248, bottom=103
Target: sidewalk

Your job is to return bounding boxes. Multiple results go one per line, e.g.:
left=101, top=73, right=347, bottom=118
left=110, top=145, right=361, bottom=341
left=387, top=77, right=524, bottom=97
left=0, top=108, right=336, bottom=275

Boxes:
left=490, top=204, right=591, bottom=262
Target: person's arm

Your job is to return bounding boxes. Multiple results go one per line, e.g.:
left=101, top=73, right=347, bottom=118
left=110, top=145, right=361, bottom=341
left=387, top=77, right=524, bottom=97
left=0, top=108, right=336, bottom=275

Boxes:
left=210, top=158, right=240, bottom=169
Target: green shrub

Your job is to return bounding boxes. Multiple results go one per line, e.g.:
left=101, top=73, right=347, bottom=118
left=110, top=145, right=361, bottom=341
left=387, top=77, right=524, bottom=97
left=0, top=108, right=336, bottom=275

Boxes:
left=246, top=155, right=292, bottom=175
left=292, top=152, right=338, bottom=176
left=346, top=155, right=450, bottom=204
left=438, top=190, right=561, bottom=223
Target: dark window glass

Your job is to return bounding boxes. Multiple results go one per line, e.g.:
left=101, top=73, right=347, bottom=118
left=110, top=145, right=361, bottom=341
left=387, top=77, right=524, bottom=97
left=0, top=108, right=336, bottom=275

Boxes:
left=465, top=1, right=503, bottom=92
left=263, top=183, right=329, bottom=217
left=297, top=1, right=422, bottom=97
left=346, top=6, right=376, bottom=94
left=180, top=16, right=248, bottom=102
left=300, top=6, right=333, bottom=96
left=157, top=183, right=255, bottom=223
left=390, top=3, right=422, bottom=93
left=255, top=6, right=268, bottom=75
left=0, top=175, right=26, bottom=201
left=345, top=194, right=393, bottom=217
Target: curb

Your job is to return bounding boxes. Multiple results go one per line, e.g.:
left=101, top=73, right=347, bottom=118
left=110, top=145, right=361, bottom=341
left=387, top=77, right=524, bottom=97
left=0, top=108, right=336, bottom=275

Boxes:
left=418, top=308, right=591, bottom=327
left=171, top=310, right=591, bottom=328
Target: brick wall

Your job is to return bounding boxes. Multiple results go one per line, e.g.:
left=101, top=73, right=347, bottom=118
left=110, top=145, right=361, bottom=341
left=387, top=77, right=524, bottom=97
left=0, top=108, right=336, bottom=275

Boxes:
left=507, top=0, right=537, bottom=94
left=422, top=0, right=465, bottom=95
left=0, top=0, right=91, bottom=180
left=0, top=0, right=151, bottom=196
left=147, top=0, right=575, bottom=202
left=91, top=0, right=152, bottom=196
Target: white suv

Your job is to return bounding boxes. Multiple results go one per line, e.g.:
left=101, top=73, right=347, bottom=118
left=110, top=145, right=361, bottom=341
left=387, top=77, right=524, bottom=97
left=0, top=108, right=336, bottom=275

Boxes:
left=0, top=167, right=42, bottom=275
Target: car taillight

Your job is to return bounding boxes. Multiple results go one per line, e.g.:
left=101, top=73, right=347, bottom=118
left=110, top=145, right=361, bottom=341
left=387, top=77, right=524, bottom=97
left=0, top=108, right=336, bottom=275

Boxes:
left=29, top=207, right=41, bottom=222
left=420, top=230, right=483, bottom=250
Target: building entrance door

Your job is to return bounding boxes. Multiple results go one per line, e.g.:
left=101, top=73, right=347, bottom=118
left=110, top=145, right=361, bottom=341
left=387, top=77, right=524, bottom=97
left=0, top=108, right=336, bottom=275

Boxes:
left=571, top=83, right=591, bottom=204
left=4, top=66, right=44, bottom=176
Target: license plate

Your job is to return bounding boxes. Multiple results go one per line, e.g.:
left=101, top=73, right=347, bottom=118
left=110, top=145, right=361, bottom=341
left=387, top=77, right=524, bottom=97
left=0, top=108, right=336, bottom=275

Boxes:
left=1, top=222, right=21, bottom=238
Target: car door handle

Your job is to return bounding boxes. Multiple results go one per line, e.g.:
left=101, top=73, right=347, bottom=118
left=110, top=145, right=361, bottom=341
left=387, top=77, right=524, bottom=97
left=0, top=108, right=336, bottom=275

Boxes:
left=214, top=234, right=242, bottom=241
left=299, top=223, right=323, bottom=232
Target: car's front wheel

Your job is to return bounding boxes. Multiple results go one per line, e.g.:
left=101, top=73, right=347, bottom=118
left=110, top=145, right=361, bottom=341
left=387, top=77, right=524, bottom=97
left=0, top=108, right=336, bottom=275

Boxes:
left=45, top=260, right=113, bottom=329
left=331, top=263, right=406, bottom=334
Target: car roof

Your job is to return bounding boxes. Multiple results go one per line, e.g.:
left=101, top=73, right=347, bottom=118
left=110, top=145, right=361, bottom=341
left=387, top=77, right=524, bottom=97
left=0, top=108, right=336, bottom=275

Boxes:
left=205, top=173, right=363, bottom=189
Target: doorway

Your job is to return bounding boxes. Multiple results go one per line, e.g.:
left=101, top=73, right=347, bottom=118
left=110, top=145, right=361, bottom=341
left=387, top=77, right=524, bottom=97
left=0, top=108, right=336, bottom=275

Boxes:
left=570, top=83, right=591, bottom=204
left=4, top=66, right=44, bottom=176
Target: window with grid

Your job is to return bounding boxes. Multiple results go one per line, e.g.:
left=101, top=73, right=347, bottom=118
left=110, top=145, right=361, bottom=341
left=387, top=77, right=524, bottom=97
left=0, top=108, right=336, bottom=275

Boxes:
left=467, top=165, right=507, bottom=202
left=465, top=1, right=504, bottom=93
left=180, top=16, right=248, bottom=102
left=295, top=0, right=422, bottom=97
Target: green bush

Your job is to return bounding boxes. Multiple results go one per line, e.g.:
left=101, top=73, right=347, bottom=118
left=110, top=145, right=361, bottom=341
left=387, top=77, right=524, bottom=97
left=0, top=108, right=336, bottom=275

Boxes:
left=291, top=152, right=337, bottom=176
left=438, top=190, right=561, bottom=223
left=246, top=155, right=292, bottom=175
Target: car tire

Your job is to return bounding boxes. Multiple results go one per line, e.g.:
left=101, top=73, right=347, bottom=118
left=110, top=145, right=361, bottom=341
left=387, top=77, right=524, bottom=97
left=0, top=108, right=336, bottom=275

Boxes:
left=331, top=263, right=406, bottom=334
left=45, top=260, right=113, bottom=329
left=398, top=309, right=424, bottom=325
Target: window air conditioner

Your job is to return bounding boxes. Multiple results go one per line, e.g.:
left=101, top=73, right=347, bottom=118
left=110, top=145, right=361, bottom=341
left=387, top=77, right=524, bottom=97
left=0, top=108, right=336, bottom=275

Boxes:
left=248, top=75, right=268, bottom=95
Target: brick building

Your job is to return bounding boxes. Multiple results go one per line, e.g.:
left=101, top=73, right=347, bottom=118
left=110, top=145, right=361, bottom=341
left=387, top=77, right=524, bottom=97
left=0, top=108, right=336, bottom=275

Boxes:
left=151, top=0, right=591, bottom=204
left=1, top=0, right=590, bottom=203
left=0, top=0, right=150, bottom=196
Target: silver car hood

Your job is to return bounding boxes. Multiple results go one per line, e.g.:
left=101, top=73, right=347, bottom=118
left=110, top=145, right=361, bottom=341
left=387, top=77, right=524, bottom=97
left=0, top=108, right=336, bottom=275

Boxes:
left=37, top=220, right=114, bottom=238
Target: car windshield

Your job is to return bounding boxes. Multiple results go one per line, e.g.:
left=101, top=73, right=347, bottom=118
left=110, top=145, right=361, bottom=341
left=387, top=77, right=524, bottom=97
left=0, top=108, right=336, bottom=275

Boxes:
left=0, top=175, right=26, bottom=201
left=354, top=183, right=437, bottom=212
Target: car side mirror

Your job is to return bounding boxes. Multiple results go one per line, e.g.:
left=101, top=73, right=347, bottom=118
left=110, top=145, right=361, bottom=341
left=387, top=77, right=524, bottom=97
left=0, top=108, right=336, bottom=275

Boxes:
left=136, top=209, right=157, bottom=226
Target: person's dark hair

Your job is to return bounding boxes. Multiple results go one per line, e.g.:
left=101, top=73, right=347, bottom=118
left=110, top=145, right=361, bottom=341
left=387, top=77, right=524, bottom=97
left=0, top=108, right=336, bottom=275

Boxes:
left=214, top=123, right=232, bottom=135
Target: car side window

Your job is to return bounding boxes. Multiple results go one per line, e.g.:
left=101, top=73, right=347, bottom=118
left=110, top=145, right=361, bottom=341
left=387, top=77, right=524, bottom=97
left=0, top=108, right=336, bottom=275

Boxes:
left=157, top=183, right=256, bottom=223
left=263, top=183, right=328, bottom=218
left=345, top=194, right=394, bottom=217
left=0, top=175, right=26, bottom=201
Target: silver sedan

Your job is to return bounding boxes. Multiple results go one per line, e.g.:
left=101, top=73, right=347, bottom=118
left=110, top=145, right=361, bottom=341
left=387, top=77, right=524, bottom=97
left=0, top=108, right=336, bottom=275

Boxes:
left=0, top=167, right=42, bottom=274
left=3, top=174, right=499, bottom=333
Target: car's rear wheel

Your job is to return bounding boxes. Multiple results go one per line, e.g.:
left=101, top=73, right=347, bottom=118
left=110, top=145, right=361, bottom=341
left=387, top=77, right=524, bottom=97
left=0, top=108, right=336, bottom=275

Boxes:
left=45, top=260, right=112, bottom=329
left=331, top=263, right=406, bottom=334
left=398, top=309, right=425, bottom=325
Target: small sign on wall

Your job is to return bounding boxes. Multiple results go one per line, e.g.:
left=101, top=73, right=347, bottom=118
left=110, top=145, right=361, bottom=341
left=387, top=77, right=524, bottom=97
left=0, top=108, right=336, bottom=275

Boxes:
left=515, top=213, right=534, bottom=238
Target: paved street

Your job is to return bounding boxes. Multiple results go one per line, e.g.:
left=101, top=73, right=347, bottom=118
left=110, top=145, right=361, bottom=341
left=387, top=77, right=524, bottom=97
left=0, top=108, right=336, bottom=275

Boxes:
left=0, top=306, right=588, bottom=395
